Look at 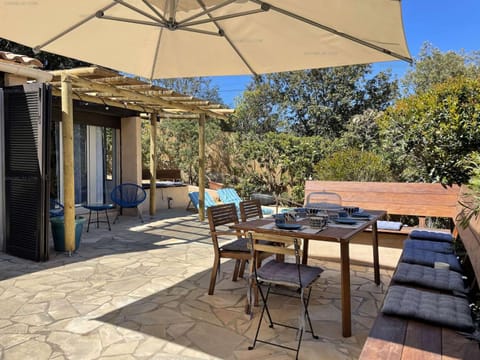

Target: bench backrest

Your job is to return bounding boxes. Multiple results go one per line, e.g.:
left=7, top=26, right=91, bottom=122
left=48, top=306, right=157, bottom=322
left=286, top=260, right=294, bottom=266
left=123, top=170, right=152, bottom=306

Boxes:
left=455, top=185, right=480, bottom=283
left=305, top=180, right=461, bottom=219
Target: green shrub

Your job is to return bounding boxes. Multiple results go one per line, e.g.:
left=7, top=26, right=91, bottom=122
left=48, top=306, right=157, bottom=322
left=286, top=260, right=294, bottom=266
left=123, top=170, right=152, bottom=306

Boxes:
left=313, top=148, right=393, bottom=181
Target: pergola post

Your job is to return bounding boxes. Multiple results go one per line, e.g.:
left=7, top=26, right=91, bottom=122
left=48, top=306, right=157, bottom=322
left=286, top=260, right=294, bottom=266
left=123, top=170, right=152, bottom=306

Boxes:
left=198, top=113, right=206, bottom=221
left=61, top=73, right=75, bottom=254
left=149, top=112, right=158, bottom=217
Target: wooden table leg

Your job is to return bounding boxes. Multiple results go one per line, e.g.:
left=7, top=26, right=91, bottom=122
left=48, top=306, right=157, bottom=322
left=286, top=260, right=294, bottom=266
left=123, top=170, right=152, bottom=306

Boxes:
left=302, top=238, right=309, bottom=264
left=340, top=241, right=351, bottom=337
left=371, top=222, right=380, bottom=285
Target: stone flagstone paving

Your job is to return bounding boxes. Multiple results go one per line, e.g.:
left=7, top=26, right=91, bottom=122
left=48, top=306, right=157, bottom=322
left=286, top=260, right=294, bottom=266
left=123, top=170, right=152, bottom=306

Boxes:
left=0, top=210, right=393, bottom=359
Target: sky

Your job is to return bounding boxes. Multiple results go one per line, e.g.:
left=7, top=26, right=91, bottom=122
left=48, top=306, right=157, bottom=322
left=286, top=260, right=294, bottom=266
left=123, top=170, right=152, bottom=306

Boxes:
left=210, top=0, right=480, bottom=108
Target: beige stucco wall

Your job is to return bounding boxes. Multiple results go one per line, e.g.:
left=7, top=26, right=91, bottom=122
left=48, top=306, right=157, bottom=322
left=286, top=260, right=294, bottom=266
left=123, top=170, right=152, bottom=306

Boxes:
left=120, top=116, right=142, bottom=216
left=121, top=116, right=142, bottom=183
left=144, top=186, right=190, bottom=211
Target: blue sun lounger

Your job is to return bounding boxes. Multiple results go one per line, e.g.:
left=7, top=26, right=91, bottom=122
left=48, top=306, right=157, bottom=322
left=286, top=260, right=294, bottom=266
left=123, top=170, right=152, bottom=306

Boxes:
left=187, top=191, right=217, bottom=211
left=217, top=188, right=242, bottom=207
left=217, top=188, right=273, bottom=216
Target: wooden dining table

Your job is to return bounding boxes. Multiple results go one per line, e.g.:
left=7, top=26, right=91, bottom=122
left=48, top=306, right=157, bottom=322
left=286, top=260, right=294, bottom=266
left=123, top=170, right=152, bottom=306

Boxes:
left=231, top=209, right=386, bottom=338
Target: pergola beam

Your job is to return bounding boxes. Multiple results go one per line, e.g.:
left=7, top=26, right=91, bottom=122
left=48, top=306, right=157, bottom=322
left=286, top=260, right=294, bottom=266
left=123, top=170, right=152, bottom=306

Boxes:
left=51, top=87, right=157, bottom=113
left=66, top=74, right=227, bottom=120
left=50, top=67, right=117, bottom=78
left=49, top=67, right=232, bottom=121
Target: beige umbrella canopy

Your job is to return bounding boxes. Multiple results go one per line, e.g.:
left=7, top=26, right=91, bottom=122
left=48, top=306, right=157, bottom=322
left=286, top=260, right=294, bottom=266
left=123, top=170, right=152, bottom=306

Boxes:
left=0, top=0, right=411, bottom=79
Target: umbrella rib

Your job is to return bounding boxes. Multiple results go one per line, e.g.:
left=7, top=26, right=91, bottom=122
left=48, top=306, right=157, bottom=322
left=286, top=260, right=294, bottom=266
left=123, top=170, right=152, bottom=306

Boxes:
left=196, top=0, right=257, bottom=76
left=175, top=27, right=224, bottom=37
left=168, top=0, right=177, bottom=20
left=100, top=15, right=166, bottom=28
left=34, top=2, right=118, bottom=52
left=114, top=0, right=164, bottom=23
left=215, top=33, right=257, bottom=76
left=181, top=9, right=266, bottom=28
left=178, top=0, right=238, bottom=25
left=149, top=27, right=164, bottom=80
left=142, top=0, right=168, bottom=23
left=250, top=0, right=412, bottom=63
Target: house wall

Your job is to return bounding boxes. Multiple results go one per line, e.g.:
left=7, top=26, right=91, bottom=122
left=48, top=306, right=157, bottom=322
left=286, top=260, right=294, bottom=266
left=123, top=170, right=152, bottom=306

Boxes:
left=120, top=116, right=142, bottom=216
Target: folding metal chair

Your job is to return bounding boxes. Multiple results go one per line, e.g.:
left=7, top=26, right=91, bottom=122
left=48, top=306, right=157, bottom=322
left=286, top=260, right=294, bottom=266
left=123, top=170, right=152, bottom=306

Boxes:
left=247, top=231, right=323, bottom=359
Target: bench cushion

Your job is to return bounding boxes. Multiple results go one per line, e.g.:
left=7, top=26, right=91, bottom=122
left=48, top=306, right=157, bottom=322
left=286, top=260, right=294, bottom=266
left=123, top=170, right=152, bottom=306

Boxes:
left=381, top=285, right=474, bottom=332
left=409, top=229, right=453, bottom=243
left=403, top=239, right=454, bottom=254
left=392, top=263, right=468, bottom=294
left=401, top=247, right=463, bottom=273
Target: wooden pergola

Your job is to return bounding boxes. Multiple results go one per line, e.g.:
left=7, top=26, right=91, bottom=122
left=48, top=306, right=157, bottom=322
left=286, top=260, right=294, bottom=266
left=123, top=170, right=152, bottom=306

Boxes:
left=48, top=66, right=233, bottom=253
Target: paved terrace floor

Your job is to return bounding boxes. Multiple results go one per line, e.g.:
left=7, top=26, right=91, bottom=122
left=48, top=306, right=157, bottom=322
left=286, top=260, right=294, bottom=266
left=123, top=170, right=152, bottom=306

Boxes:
left=0, top=210, right=394, bottom=360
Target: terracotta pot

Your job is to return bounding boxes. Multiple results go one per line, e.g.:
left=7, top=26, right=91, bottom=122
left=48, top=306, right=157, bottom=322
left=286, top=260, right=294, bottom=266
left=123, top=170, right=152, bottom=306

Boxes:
left=208, top=181, right=224, bottom=190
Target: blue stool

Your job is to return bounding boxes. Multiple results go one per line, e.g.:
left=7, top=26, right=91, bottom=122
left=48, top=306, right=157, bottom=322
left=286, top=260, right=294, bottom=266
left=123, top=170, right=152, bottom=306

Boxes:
left=83, top=203, right=115, bottom=231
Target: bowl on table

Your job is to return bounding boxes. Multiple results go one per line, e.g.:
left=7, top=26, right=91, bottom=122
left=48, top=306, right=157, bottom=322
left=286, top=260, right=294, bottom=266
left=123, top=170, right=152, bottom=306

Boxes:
left=309, top=215, right=328, bottom=229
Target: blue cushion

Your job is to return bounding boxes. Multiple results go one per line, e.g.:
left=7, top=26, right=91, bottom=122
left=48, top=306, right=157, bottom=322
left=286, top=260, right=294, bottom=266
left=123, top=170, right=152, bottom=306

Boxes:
left=401, top=247, right=463, bottom=273
left=381, top=286, right=474, bottom=332
left=261, top=207, right=274, bottom=215
left=257, top=260, right=323, bottom=288
left=403, top=239, right=453, bottom=254
left=409, top=229, right=453, bottom=243
left=392, top=263, right=468, bottom=294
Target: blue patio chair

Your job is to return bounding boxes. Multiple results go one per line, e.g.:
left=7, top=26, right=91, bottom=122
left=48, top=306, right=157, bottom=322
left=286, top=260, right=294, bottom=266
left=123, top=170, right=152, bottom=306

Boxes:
left=111, top=183, right=147, bottom=223
left=49, top=199, right=64, bottom=218
left=187, top=191, right=217, bottom=212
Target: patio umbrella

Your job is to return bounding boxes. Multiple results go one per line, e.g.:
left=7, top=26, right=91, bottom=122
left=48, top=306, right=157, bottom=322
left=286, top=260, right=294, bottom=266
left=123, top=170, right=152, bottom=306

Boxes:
left=0, top=0, right=411, bottom=79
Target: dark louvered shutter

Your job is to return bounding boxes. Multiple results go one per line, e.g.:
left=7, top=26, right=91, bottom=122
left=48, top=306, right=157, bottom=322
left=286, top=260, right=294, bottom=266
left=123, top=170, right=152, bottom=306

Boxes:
left=3, top=83, right=51, bottom=261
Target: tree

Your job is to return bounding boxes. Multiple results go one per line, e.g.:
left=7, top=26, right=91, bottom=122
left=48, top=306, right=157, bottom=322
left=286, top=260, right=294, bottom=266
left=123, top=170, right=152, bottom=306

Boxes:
left=402, top=42, right=480, bottom=95
left=233, top=65, right=398, bottom=138
left=153, top=77, right=222, bottom=105
left=232, top=77, right=285, bottom=135
left=378, top=76, right=480, bottom=185
left=234, top=133, right=330, bottom=202
left=0, top=38, right=90, bottom=70
left=313, top=148, right=393, bottom=182
left=339, top=109, right=383, bottom=152
left=142, top=77, right=225, bottom=184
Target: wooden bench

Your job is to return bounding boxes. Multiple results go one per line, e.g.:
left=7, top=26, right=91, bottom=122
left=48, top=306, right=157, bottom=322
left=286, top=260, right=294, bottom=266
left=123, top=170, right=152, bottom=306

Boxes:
left=359, top=185, right=480, bottom=359
left=305, top=181, right=461, bottom=246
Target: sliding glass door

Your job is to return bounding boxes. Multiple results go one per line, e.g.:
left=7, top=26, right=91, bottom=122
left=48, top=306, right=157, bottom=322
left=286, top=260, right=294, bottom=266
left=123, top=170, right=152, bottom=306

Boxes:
left=51, top=123, right=119, bottom=206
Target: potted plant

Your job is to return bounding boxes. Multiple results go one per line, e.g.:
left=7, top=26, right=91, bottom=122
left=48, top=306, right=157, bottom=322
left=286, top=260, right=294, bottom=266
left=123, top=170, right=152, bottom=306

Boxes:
left=50, top=216, right=86, bottom=252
